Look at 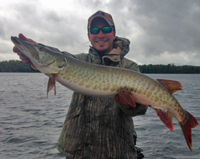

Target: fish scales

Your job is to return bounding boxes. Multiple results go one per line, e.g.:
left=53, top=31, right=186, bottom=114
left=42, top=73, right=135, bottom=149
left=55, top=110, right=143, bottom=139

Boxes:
left=59, top=56, right=181, bottom=115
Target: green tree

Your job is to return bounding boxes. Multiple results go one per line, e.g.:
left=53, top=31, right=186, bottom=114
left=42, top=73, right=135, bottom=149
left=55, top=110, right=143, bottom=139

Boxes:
left=0, top=60, right=38, bottom=72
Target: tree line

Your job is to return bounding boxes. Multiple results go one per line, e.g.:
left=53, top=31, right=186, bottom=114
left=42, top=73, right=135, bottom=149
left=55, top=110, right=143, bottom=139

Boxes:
left=0, top=60, right=38, bottom=72
left=0, top=60, right=200, bottom=73
left=139, top=63, right=200, bottom=74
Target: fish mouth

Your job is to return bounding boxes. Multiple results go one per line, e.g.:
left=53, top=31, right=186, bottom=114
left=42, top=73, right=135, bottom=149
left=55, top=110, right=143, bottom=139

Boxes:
left=11, top=36, right=31, bottom=57
left=11, top=36, right=65, bottom=73
left=11, top=36, right=52, bottom=66
left=11, top=36, right=20, bottom=45
left=11, top=36, right=37, bottom=59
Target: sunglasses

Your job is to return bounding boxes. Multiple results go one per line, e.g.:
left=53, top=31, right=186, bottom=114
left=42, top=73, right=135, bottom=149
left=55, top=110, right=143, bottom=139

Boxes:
left=90, top=26, right=113, bottom=34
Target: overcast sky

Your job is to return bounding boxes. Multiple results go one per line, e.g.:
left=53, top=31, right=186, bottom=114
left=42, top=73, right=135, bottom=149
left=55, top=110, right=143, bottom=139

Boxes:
left=1, top=0, right=200, bottom=65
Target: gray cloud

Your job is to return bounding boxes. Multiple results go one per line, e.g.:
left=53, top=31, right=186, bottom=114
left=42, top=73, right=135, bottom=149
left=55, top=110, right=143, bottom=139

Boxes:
left=1, top=0, right=200, bottom=65
left=127, top=1, right=200, bottom=62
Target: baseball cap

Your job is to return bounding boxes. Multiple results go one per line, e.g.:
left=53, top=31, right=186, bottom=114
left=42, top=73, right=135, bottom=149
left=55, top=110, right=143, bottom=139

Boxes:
left=87, top=10, right=115, bottom=31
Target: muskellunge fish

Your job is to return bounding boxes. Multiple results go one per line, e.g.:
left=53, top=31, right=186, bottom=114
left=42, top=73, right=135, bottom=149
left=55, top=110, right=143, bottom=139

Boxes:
left=11, top=36, right=198, bottom=151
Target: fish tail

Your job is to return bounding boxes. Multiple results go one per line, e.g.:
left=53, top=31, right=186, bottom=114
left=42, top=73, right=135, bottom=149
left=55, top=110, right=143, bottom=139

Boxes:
left=179, top=111, right=198, bottom=151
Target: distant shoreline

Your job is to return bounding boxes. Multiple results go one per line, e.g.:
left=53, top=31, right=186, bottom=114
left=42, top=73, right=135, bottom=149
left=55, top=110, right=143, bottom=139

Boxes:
left=0, top=60, right=200, bottom=74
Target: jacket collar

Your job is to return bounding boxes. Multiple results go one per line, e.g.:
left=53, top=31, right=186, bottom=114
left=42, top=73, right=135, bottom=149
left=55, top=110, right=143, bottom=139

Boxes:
left=88, top=36, right=130, bottom=65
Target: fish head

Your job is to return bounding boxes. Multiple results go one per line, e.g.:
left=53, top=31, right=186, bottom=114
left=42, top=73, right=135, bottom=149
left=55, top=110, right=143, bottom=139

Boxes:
left=11, top=36, right=67, bottom=74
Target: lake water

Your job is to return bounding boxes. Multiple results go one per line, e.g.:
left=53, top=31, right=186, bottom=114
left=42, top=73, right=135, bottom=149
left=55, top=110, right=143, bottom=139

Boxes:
left=0, top=73, right=199, bottom=159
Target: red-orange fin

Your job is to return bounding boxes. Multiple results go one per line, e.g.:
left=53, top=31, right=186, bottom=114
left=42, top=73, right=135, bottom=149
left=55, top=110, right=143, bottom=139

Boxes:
left=153, top=108, right=174, bottom=131
left=157, top=79, right=182, bottom=94
left=115, top=90, right=136, bottom=108
left=179, top=110, right=198, bottom=152
left=47, top=74, right=56, bottom=99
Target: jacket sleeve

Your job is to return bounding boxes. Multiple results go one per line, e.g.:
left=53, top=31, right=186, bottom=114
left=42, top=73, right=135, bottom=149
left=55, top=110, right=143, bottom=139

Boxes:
left=118, top=58, right=148, bottom=117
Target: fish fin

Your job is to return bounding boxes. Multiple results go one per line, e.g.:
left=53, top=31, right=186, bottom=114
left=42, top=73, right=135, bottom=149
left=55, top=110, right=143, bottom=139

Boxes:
left=153, top=108, right=174, bottom=131
left=115, top=90, right=136, bottom=108
left=47, top=74, right=56, bottom=99
left=179, top=110, right=198, bottom=152
left=157, top=79, right=182, bottom=94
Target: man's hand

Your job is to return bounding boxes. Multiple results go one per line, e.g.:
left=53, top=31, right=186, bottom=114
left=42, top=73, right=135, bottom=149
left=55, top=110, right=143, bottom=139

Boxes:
left=13, top=33, right=38, bottom=69
left=13, top=33, right=37, bottom=64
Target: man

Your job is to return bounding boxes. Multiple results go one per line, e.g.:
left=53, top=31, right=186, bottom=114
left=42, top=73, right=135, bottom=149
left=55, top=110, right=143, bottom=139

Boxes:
left=13, top=10, right=147, bottom=159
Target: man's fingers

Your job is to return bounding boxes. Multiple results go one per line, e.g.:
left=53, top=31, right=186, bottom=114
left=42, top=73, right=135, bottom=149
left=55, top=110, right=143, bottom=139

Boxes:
left=13, top=46, right=20, bottom=53
left=13, top=33, right=37, bottom=54
left=18, top=33, right=37, bottom=44
left=19, top=33, right=30, bottom=41
left=12, top=33, right=37, bottom=69
left=13, top=46, right=30, bottom=64
left=18, top=52, right=30, bottom=62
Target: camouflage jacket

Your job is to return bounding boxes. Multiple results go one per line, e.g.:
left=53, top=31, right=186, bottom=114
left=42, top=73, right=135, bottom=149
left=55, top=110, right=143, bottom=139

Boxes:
left=45, top=37, right=147, bottom=159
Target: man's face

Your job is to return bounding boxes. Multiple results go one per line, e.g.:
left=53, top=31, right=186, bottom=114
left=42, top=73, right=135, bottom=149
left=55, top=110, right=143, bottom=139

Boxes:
left=88, top=19, right=116, bottom=55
